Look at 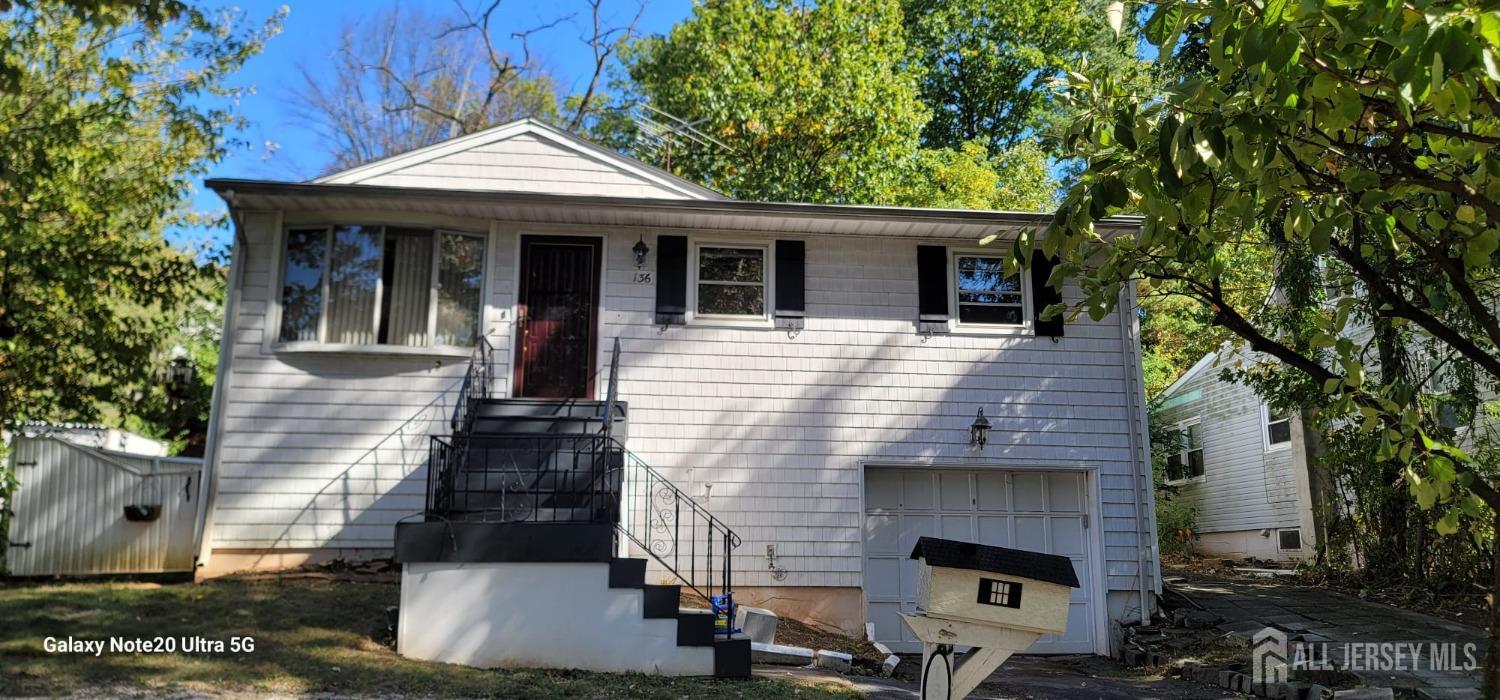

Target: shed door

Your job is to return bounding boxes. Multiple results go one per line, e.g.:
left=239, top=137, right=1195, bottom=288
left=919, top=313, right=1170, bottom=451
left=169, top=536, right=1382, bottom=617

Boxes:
left=863, top=468, right=1097, bottom=654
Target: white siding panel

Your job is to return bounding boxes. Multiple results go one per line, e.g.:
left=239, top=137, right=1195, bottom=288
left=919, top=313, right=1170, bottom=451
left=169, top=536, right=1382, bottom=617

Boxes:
left=1156, top=351, right=1301, bottom=533
left=351, top=133, right=695, bottom=200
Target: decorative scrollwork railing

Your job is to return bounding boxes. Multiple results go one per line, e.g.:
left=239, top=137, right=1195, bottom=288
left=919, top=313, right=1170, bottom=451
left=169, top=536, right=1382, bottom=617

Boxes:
left=616, top=449, right=740, bottom=602
left=450, top=336, right=495, bottom=435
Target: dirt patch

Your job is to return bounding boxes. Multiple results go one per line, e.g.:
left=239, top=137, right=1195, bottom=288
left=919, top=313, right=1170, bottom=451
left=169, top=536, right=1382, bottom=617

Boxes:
left=680, top=590, right=887, bottom=675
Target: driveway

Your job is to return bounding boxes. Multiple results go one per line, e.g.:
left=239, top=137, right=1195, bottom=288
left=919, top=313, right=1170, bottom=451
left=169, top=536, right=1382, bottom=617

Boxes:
left=757, top=655, right=1234, bottom=699
left=1174, top=576, right=1486, bottom=694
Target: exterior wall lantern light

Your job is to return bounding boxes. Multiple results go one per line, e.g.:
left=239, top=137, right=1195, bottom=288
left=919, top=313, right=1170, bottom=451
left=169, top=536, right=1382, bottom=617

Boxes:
left=633, top=236, right=650, bottom=267
left=970, top=408, right=991, bottom=448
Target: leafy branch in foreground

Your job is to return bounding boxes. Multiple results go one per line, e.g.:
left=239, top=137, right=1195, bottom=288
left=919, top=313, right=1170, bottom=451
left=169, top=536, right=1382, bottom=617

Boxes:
left=1035, top=0, right=1500, bottom=690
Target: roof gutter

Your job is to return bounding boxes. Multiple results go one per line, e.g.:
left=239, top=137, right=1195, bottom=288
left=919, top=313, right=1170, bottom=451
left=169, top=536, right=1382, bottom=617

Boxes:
left=203, top=178, right=1145, bottom=232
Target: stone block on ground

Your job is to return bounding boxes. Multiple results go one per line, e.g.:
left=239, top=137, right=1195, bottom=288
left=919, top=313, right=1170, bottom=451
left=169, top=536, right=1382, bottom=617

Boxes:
left=881, top=654, right=901, bottom=675
left=734, top=605, right=779, bottom=645
left=814, top=649, right=853, bottom=673
left=750, top=642, right=814, bottom=666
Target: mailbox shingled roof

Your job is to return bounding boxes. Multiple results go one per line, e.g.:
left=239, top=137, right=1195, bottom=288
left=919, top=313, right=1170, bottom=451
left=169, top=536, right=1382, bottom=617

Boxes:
left=909, top=537, right=1081, bottom=588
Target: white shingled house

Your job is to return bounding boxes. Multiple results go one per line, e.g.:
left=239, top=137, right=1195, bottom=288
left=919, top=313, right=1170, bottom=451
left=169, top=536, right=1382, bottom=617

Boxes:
left=1153, top=346, right=1319, bottom=562
left=194, top=118, right=1157, bottom=664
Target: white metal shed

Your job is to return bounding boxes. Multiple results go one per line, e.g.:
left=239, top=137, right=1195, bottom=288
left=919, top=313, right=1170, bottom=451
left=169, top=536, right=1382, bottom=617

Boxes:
left=5, top=432, right=203, bottom=576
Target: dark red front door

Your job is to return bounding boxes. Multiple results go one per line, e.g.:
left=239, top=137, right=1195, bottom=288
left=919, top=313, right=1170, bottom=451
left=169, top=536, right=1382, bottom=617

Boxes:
left=515, top=236, right=601, bottom=398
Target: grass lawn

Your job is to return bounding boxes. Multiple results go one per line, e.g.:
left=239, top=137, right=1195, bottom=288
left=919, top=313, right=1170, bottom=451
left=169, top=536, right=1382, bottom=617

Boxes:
left=0, top=576, right=860, bottom=698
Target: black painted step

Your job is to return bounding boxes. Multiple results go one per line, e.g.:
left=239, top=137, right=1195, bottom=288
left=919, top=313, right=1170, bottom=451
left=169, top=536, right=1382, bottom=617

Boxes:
left=676, top=609, right=715, bottom=647
left=643, top=584, right=680, bottom=619
left=608, top=558, right=646, bottom=589
left=713, top=635, right=752, bottom=678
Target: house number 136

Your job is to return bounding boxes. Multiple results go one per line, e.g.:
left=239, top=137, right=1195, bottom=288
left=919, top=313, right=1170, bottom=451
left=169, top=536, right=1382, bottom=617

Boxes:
left=633, top=272, right=652, bottom=284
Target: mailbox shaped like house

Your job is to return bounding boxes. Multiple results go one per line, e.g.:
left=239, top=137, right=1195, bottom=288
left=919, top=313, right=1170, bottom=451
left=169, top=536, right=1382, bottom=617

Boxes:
left=910, top=536, right=1081, bottom=636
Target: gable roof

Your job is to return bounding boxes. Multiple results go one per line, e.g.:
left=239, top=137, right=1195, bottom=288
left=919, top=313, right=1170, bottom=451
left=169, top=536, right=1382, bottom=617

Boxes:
left=314, top=118, right=726, bottom=201
left=910, top=536, right=1081, bottom=588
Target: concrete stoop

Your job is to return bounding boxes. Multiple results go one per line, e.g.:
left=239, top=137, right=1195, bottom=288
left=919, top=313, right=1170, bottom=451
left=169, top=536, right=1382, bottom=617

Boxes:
left=396, top=558, right=749, bottom=677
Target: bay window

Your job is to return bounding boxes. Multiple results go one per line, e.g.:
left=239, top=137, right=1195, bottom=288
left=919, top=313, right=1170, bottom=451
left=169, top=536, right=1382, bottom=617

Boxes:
left=277, top=225, right=485, bottom=349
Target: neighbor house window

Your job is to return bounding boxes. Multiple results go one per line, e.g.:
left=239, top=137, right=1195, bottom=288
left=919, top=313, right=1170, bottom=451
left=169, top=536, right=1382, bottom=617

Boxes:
left=954, top=253, right=1025, bottom=326
left=695, top=245, right=767, bottom=317
left=977, top=578, right=1022, bottom=609
left=1166, top=421, right=1205, bottom=482
left=277, top=225, right=485, bottom=348
left=1265, top=405, right=1292, bottom=448
left=1278, top=529, right=1302, bottom=551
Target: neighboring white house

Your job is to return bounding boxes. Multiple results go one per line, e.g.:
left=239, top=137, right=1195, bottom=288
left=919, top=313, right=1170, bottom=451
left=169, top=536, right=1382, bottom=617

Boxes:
left=1153, top=347, right=1319, bottom=562
left=195, top=118, right=1156, bottom=656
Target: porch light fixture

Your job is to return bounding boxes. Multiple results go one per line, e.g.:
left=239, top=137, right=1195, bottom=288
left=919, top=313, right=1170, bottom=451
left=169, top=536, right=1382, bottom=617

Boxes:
left=633, top=236, right=650, bottom=267
left=970, top=408, right=991, bottom=448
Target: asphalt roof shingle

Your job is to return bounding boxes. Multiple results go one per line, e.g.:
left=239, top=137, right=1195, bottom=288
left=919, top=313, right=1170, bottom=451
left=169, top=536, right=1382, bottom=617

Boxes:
left=909, top=537, right=1081, bottom=588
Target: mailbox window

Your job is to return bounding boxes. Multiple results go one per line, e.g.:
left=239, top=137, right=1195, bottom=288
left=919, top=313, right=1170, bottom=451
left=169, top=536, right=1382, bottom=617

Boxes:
left=978, top=578, right=1022, bottom=609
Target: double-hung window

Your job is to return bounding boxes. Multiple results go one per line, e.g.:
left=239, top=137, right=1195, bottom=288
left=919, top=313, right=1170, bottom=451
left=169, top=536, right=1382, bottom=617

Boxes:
left=1166, top=420, right=1205, bottom=482
left=694, top=244, right=768, bottom=319
left=277, top=225, right=485, bottom=349
left=953, top=253, right=1027, bottom=327
left=1265, top=405, right=1292, bottom=449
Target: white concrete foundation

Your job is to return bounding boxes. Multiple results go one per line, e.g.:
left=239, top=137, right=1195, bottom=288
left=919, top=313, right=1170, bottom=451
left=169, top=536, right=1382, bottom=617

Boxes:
left=398, top=562, right=714, bottom=676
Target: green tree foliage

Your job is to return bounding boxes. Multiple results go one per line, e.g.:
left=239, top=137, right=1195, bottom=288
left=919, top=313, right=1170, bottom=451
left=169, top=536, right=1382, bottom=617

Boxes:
left=0, top=3, right=280, bottom=430
left=891, top=141, right=1058, bottom=211
left=1043, top=0, right=1500, bottom=686
left=900, top=0, right=1095, bottom=154
left=619, top=0, right=929, bottom=203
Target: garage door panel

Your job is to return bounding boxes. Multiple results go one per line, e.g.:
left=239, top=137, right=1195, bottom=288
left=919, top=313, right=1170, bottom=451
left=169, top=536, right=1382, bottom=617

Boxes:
left=975, top=472, right=1008, bottom=511
left=1049, top=517, right=1085, bottom=556
left=939, top=515, right=973, bottom=540
left=899, top=514, right=935, bottom=553
left=1013, top=515, right=1048, bottom=551
left=866, top=468, right=1097, bottom=655
left=868, top=602, right=905, bottom=644
left=939, top=472, right=970, bottom=510
left=1047, top=473, right=1083, bottom=511
left=1013, top=473, right=1046, bottom=511
left=866, top=471, right=902, bottom=511
left=865, top=557, right=902, bottom=598
left=903, top=472, right=936, bottom=510
left=977, top=515, right=1011, bottom=547
left=865, top=514, right=899, bottom=553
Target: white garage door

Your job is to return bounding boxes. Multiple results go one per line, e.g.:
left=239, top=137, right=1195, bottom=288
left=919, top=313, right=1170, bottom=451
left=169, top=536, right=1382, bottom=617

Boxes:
left=863, top=468, right=1097, bottom=654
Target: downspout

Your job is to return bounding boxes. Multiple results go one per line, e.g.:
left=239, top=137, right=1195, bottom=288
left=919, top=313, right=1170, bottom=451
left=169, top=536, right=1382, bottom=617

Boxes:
left=1118, top=281, right=1158, bottom=624
left=193, top=192, right=248, bottom=573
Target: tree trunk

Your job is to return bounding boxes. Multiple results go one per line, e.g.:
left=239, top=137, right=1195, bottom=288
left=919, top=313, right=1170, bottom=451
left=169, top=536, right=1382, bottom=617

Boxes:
left=1483, top=516, right=1500, bottom=699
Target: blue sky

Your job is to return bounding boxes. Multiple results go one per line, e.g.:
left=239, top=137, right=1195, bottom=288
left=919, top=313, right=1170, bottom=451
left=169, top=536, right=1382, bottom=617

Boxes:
left=180, top=0, right=693, bottom=250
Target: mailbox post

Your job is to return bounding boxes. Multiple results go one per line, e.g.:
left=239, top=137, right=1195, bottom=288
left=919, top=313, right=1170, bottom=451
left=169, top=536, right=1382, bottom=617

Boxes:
left=899, top=537, right=1081, bottom=700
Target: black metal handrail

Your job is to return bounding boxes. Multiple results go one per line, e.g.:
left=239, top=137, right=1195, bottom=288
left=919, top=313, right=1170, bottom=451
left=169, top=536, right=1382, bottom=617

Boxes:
left=450, top=336, right=495, bottom=434
left=616, top=448, right=741, bottom=602
left=425, top=433, right=621, bottom=524
left=601, top=337, right=621, bottom=443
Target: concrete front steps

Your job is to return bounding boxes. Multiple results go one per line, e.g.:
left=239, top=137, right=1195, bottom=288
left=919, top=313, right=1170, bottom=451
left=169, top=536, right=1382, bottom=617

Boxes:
left=397, top=556, right=749, bottom=677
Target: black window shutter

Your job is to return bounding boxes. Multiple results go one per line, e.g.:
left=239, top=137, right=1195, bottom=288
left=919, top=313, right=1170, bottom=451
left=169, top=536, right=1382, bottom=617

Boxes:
left=655, top=235, right=687, bottom=325
left=916, top=245, right=949, bottom=320
left=774, top=240, right=805, bottom=318
left=1031, top=250, right=1065, bottom=337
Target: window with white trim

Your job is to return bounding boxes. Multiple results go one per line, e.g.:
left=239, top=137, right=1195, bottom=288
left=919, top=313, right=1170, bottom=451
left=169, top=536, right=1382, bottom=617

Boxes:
left=1166, top=420, right=1205, bottom=482
left=1265, top=405, right=1292, bottom=448
left=277, top=225, right=485, bottom=348
left=694, top=244, right=767, bottom=318
left=954, top=253, right=1025, bottom=326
